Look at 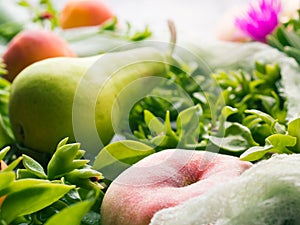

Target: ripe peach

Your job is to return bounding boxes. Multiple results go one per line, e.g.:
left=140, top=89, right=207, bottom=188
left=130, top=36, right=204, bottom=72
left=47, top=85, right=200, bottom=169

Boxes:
left=100, top=149, right=252, bottom=225
left=59, top=0, right=114, bottom=29
left=0, top=160, right=7, bottom=207
left=3, top=29, right=76, bottom=82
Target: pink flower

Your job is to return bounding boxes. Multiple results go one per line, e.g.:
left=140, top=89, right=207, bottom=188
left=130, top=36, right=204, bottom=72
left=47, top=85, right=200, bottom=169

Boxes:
left=235, top=0, right=281, bottom=42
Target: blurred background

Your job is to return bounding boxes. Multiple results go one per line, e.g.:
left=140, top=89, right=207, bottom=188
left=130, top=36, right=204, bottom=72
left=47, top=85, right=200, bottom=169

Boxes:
left=51, top=0, right=249, bottom=40
left=100, top=0, right=248, bottom=39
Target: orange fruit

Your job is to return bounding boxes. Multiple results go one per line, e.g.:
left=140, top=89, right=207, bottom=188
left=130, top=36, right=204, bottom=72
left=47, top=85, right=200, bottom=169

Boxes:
left=60, top=0, right=114, bottom=29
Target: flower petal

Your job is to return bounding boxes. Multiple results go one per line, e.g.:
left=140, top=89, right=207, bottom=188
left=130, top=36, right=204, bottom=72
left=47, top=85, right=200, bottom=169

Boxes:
left=235, top=0, right=281, bottom=42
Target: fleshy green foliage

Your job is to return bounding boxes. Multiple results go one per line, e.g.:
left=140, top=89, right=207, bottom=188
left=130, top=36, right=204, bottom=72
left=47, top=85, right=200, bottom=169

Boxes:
left=127, top=57, right=211, bottom=139
left=123, top=61, right=290, bottom=161
left=0, top=146, right=10, bottom=162
left=0, top=139, right=104, bottom=225
left=241, top=117, right=300, bottom=161
left=212, top=62, right=285, bottom=122
left=1, top=183, right=74, bottom=224
left=17, top=137, right=104, bottom=191
left=130, top=105, right=205, bottom=151
left=47, top=138, right=90, bottom=180
left=43, top=197, right=95, bottom=225
left=267, top=10, right=300, bottom=64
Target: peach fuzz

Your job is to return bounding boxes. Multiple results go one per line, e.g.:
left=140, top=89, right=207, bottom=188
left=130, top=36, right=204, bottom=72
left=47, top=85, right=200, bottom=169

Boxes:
left=100, top=149, right=252, bottom=225
left=0, top=160, right=7, bottom=207
left=59, top=0, right=114, bottom=29
left=3, top=29, right=76, bottom=82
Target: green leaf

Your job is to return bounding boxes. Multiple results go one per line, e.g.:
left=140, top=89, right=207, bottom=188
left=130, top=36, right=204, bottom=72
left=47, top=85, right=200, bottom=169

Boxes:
left=254, top=61, right=266, bottom=74
left=56, top=137, right=69, bottom=149
left=266, top=134, right=296, bottom=154
left=81, top=210, right=101, bottom=225
left=287, top=117, right=300, bottom=153
left=22, top=154, right=47, bottom=179
left=267, top=35, right=285, bottom=51
left=151, top=135, right=168, bottom=146
left=258, top=95, right=276, bottom=111
left=243, top=115, right=263, bottom=129
left=44, top=200, right=94, bottom=225
left=93, top=140, right=155, bottom=181
left=281, top=28, right=300, bottom=49
left=99, top=16, right=118, bottom=31
left=16, top=169, right=40, bottom=179
left=163, top=111, right=179, bottom=146
left=2, top=179, right=50, bottom=195
left=265, top=63, right=280, bottom=81
left=47, top=142, right=89, bottom=180
left=240, top=134, right=296, bottom=161
left=284, top=46, right=300, bottom=64
left=75, top=150, right=86, bottom=159
left=129, top=26, right=152, bottom=41
left=242, top=115, right=272, bottom=145
left=3, top=156, right=23, bottom=172
left=150, top=134, right=177, bottom=149
left=0, top=146, right=10, bottom=161
left=0, top=171, right=15, bottom=193
left=218, top=106, right=238, bottom=135
left=210, top=123, right=258, bottom=153
left=210, top=135, right=249, bottom=153
left=144, top=110, right=164, bottom=136
left=245, top=109, right=286, bottom=134
left=65, top=167, right=104, bottom=190
left=176, top=105, right=202, bottom=146
left=274, top=26, right=290, bottom=46
left=0, top=183, right=74, bottom=224
left=240, top=145, right=273, bottom=161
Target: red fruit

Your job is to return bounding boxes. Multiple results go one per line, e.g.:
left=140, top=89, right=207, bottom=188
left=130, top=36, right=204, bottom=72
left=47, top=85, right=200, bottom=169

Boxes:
left=59, top=0, right=114, bottom=29
left=101, top=149, right=252, bottom=225
left=3, top=29, right=76, bottom=82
